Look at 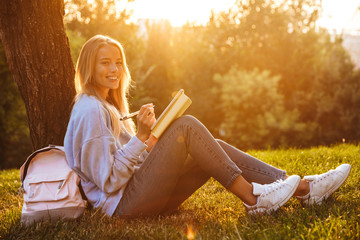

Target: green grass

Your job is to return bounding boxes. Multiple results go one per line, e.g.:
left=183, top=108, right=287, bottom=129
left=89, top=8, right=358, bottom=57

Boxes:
left=1, top=144, right=359, bottom=239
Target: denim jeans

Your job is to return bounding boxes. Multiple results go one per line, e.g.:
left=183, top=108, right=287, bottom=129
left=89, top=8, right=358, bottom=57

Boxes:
left=114, top=115, right=286, bottom=217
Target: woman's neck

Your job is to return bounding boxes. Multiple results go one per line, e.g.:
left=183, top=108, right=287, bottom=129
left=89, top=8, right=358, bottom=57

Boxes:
left=94, top=85, right=109, bottom=99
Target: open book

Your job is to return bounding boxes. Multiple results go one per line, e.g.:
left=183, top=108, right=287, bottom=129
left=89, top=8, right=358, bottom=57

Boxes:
left=151, top=89, right=192, bottom=138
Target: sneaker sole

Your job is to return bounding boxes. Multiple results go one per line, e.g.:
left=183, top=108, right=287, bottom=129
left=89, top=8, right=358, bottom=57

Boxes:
left=250, top=176, right=301, bottom=214
left=313, top=164, right=351, bottom=205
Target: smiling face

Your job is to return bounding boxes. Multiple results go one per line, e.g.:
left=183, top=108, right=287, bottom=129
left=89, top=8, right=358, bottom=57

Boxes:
left=93, top=44, right=123, bottom=99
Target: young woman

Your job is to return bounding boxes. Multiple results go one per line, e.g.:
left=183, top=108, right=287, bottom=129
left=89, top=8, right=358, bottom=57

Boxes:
left=64, top=35, right=351, bottom=218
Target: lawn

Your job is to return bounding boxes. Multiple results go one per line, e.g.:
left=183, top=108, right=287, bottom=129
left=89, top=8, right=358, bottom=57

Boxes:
left=1, top=144, right=359, bottom=239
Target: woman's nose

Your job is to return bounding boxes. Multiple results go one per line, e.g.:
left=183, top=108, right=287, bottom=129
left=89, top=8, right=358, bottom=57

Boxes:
left=110, top=63, right=118, bottom=72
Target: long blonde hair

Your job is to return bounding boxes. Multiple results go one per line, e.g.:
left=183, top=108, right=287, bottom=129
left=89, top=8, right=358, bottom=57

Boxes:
left=74, top=35, right=135, bottom=136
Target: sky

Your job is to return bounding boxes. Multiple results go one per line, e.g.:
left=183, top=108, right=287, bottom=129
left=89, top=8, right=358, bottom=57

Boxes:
left=122, top=0, right=360, bottom=34
left=318, top=0, right=360, bottom=34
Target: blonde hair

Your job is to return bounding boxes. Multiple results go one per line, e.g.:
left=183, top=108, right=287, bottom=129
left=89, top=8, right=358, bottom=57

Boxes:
left=74, top=35, right=135, bottom=136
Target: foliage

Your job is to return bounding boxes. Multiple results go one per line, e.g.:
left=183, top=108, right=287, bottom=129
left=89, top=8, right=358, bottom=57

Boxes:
left=194, top=0, right=360, bottom=146
left=66, top=29, right=86, bottom=66
left=214, top=68, right=309, bottom=149
left=1, top=144, right=359, bottom=239
left=129, top=19, right=177, bottom=114
left=311, top=37, right=360, bottom=144
left=0, top=43, right=32, bottom=169
left=64, top=0, right=133, bottom=40
left=169, top=24, right=224, bottom=134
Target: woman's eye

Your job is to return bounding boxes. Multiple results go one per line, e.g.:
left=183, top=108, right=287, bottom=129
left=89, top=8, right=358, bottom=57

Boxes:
left=101, top=61, right=109, bottom=65
left=116, top=61, right=122, bottom=65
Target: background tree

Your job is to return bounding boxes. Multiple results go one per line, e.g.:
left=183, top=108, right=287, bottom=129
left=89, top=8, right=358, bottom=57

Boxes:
left=0, top=0, right=75, bottom=151
left=195, top=0, right=360, bottom=146
left=132, top=20, right=176, bottom=115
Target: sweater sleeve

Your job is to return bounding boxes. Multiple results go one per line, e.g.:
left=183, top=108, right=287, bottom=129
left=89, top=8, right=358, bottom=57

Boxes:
left=66, top=96, right=147, bottom=194
left=78, top=135, right=147, bottom=194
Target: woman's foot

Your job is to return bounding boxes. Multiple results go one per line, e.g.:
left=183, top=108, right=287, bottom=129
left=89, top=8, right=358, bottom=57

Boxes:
left=293, top=178, right=311, bottom=197
left=297, top=164, right=351, bottom=206
left=244, top=175, right=301, bottom=214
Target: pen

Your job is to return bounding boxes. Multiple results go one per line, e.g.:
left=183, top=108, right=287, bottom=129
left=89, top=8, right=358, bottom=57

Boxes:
left=120, top=110, right=140, bottom=121
left=120, top=104, right=155, bottom=121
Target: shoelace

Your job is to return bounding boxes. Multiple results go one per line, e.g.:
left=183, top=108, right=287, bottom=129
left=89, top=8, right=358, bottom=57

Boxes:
left=263, top=179, right=284, bottom=194
left=308, top=169, right=336, bottom=182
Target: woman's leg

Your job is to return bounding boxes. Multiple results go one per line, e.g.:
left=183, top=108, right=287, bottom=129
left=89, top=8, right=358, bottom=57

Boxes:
left=115, top=116, right=244, bottom=217
left=164, top=138, right=295, bottom=210
left=216, top=139, right=286, bottom=184
left=215, top=140, right=310, bottom=196
left=115, top=116, right=301, bottom=217
left=161, top=157, right=210, bottom=212
left=160, top=137, right=290, bottom=212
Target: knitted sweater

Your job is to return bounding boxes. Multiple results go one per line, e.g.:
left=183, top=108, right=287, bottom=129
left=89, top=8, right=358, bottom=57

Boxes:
left=64, top=94, right=148, bottom=216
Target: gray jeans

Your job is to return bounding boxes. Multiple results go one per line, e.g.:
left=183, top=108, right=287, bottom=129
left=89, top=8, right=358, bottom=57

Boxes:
left=114, top=116, right=286, bottom=217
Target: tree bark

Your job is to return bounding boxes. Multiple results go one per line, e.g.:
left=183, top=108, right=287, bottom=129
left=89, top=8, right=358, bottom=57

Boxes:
left=0, top=0, right=75, bottom=150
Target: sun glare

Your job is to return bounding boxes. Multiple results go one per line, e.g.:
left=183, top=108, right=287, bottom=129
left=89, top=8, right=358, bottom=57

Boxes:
left=123, top=0, right=236, bottom=27
left=116, top=0, right=360, bottom=33
left=318, top=0, right=360, bottom=34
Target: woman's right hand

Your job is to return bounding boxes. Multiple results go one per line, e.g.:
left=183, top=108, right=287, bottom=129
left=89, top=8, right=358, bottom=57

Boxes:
left=135, top=103, right=156, bottom=142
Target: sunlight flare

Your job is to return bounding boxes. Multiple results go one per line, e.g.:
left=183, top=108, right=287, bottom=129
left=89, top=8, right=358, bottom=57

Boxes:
left=186, top=225, right=195, bottom=240
left=117, top=0, right=360, bottom=32
left=120, top=0, right=236, bottom=26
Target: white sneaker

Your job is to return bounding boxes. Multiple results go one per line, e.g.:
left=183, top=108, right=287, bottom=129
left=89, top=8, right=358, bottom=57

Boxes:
left=297, top=164, right=351, bottom=206
left=244, top=175, right=301, bottom=214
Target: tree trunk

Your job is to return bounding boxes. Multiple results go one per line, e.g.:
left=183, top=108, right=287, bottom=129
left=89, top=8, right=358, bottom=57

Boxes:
left=0, top=0, right=75, bottom=150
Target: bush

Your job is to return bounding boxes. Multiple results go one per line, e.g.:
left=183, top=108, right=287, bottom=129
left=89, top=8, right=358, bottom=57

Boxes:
left=214, top=68, right=311, bottom=149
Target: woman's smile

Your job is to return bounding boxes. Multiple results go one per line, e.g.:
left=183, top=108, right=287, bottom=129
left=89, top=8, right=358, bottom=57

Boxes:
left=94, top=44, right=123, bottom=98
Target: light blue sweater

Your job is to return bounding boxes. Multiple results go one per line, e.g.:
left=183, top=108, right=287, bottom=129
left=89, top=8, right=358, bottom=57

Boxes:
left=64, top=94, right=148, bottom=216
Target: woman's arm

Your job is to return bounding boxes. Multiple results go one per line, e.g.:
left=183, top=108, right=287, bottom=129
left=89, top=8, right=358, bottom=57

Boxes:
left=145, top=134, right=158, bottom=152
left=78, top=134, right=147, bottom=194
left=65, top=97, right=151, bottom=194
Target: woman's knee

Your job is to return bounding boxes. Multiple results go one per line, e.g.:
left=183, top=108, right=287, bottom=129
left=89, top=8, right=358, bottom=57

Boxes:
left=216, top=139, right=226, bottom=146
left=172, top=115, right=201, bottom=128
left=178, top=115, right=199, bottom=123
left=179, top=115, right=203, bottom=126
left=164, top=115, right=210, bottom=143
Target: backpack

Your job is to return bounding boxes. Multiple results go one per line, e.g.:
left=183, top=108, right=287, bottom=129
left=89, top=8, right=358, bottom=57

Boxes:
left=19, top=145, right=87, bottom=226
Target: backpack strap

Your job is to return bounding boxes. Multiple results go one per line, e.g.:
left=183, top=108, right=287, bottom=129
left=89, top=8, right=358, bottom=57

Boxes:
left=20, top=144, right=62, bottom=182
left=78, top=181, right=91, bottom=209
left=19, top=144, right=90, bottom=204
left=19, top=144, right=63, bottom=196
